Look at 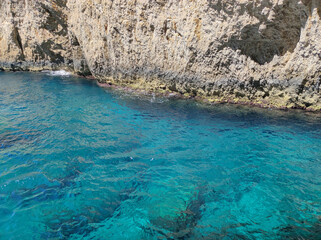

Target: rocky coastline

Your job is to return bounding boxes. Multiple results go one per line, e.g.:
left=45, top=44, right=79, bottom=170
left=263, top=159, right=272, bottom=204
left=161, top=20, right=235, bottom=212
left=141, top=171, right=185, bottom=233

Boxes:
left=1, top=0, right=321, bottom=110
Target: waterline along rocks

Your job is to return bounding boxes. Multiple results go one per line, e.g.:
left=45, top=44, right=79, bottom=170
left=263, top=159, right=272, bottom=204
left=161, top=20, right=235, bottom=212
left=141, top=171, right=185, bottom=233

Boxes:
left=0, top=0, right=321, bottom=110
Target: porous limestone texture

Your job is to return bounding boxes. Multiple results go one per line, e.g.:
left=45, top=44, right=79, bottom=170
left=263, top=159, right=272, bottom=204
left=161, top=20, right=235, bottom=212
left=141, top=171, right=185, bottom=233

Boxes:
left=1, top=0, right=321, bottom=110
left=0, top=0, right=90, bottom=74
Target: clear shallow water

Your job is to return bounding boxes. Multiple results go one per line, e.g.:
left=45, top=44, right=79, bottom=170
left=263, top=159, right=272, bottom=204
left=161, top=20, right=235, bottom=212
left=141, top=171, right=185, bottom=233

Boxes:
left=0, top=72, right=321, bottom=240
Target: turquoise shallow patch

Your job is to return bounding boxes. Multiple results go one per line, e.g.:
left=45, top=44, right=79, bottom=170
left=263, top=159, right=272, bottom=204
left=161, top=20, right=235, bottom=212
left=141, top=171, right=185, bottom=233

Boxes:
left=1, top=72, right=321, bottom=239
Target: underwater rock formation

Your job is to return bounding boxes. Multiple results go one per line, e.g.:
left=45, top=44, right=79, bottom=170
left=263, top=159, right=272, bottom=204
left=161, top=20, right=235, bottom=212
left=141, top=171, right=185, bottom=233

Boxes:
left=0, top=0, right=321, bottom=110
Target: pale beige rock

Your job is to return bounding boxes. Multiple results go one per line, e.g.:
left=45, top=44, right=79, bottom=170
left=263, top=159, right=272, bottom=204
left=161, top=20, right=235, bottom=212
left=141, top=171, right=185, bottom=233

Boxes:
left=0, top=0, right=321, bottom=110
left=0, top=0, right=72, bottom=70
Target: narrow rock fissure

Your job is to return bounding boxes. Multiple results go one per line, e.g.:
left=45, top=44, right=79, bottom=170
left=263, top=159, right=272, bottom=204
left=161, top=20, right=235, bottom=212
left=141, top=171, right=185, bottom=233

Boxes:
left=12, top=27, right=25, bottom=61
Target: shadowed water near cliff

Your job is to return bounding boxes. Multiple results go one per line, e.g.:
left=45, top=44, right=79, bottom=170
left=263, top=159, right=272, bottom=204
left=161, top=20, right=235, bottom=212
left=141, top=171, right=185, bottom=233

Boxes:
left=1, top=72, right=321, bottom=239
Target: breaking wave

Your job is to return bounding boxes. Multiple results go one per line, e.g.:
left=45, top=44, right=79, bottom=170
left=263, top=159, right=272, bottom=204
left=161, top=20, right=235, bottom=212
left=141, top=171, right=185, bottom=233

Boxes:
left=42, top=70, right=72, bottom=76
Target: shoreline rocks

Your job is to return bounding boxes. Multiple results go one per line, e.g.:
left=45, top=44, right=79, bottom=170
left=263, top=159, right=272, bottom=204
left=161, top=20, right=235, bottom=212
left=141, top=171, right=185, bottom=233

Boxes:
left=1, top=0, right=321, bottom=110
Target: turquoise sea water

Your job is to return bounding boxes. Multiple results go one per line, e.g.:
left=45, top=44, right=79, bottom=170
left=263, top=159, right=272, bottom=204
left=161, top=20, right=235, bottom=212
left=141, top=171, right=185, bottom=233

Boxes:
left=0, top=72, right=321, bottom=240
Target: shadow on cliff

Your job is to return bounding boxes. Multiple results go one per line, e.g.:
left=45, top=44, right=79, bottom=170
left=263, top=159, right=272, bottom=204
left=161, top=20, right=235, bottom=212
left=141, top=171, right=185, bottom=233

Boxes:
left=33, top=1, right=68, bottom=64
left=211, top=0, right=309, bottom=65
left=313, top=1, right=321, bottom=18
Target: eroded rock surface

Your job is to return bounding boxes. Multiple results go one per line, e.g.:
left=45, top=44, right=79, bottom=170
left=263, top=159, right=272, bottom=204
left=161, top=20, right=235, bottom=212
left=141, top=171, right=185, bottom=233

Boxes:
left=1, top=0, right=321, bottom=110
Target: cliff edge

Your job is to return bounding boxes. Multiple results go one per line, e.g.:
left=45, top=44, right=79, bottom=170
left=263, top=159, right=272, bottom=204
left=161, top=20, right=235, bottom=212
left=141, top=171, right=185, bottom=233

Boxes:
left=1, top=0, right=321, bottom=110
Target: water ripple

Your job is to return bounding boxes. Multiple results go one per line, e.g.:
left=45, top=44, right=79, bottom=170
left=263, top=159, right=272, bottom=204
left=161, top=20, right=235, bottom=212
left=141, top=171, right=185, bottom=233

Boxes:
left=1, top=72, right=321, bottom=239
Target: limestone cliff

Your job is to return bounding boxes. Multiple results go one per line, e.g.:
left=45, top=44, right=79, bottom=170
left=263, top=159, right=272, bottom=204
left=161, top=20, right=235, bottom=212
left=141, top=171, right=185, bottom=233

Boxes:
left=0, top=0, right=321, bottom=110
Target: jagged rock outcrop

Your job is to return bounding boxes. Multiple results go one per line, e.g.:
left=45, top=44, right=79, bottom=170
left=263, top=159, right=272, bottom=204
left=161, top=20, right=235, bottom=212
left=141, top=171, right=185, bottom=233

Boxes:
left=0, top=0, right=321, bottom=110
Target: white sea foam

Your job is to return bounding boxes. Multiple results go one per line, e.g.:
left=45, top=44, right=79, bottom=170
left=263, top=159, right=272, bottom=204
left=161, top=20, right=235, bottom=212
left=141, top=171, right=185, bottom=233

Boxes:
left=42, top=70, right=72, bottom=76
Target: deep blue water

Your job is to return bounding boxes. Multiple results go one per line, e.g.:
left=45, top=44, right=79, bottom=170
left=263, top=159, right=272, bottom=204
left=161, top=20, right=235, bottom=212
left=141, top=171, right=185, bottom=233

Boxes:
left=0, top=72, right=321, bottom=240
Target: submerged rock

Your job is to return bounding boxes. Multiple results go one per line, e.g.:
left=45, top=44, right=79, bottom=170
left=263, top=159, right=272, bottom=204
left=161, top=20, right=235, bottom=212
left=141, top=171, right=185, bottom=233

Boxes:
left=0, top=0, right=321, bottom=110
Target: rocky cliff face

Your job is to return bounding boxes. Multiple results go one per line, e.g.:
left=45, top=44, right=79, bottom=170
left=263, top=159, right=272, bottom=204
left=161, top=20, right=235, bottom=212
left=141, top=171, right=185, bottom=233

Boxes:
left=1, top=0, right=321, bottom=110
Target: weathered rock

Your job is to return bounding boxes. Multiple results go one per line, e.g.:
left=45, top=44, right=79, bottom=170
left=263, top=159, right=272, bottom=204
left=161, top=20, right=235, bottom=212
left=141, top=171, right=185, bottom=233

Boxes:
left=0, top=0, right=321, bottom=110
